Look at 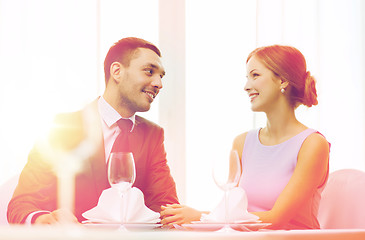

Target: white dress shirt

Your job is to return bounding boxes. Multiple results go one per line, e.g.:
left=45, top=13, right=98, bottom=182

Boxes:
left=97, top=96, right=135, bottom=163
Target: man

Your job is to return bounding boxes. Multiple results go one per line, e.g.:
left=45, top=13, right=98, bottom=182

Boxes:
left=7, top=37, right=179, bottom=224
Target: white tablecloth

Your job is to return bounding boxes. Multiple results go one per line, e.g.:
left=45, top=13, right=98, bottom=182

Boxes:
left=0, top=225, right=364, bottom=240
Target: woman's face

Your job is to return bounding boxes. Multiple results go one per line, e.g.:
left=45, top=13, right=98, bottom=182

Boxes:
left=245, top=55, right=283, bottom=112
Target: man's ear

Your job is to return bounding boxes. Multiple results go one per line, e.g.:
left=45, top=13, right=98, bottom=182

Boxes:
left=110, top=62, right=124, bottom=83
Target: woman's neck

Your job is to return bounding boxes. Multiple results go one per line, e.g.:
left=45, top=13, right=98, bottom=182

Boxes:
left=260, top=105, right=306, bottom=145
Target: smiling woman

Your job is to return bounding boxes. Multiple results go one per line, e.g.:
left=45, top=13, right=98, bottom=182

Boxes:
left=160, top=44, right=331, bottom=230
left=184, top=0, right=365, bottom=213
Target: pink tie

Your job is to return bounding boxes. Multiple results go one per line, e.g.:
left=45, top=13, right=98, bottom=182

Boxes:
left=111, top=119, right=133, bottom=153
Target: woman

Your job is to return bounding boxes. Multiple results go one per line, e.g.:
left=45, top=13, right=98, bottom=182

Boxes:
left=160, top=45, right=330, bottom=230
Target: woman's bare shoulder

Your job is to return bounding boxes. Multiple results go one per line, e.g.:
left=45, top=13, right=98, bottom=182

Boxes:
left=233, top=132, right=249, bottom=158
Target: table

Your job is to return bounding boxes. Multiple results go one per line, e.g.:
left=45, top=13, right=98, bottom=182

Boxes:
left=0, top=225, right=364, bottom=240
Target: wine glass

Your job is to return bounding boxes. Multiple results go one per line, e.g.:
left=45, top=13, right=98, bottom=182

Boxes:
left=212, top=149, right=242, bottom=232
left=107, top=152, right=136, bottom=228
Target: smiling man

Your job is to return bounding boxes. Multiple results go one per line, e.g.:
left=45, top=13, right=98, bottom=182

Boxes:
left=8, top=37, right=179, bottom=224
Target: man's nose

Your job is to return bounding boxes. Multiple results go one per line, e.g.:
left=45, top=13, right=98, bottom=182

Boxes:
left=152, top=76, right=163, bottom=89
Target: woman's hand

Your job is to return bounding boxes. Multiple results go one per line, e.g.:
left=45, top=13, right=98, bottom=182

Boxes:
left=160, top=204, right=204, bottom=228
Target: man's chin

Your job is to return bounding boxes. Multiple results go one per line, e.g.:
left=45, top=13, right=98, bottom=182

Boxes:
left=137, top=105, right=151, bottom=113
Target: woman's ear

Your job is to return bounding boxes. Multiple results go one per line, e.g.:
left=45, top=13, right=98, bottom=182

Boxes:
left=110, top=62, right=124, bottom=83
left=280, top=79, right=289, bottom=89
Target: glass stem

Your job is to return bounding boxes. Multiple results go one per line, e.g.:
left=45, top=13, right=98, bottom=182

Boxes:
left=224, top=190, right=228, bottom=225
left=122, top=193, right=126, bottom=224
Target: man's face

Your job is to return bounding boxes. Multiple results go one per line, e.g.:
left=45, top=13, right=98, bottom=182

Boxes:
left=117, top=48, right=165, bottom=116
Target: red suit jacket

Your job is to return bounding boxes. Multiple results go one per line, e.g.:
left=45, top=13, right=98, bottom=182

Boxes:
left=7, top=101, right=179, bottom=223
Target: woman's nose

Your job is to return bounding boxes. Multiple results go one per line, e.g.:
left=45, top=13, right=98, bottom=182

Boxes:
left=244, top=80, right=251, bottom=92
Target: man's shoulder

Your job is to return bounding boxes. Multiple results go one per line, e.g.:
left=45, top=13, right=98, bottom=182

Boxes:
left=53, top=110, right=83, bottom=125
left=53, top=100, right=98, bottom=126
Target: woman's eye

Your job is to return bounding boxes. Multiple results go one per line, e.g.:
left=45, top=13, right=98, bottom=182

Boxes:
left=252, top=73, right=259, bottom=78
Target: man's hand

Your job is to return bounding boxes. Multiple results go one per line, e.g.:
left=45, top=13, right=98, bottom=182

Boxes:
left=34, top=209, right=79, bottom=225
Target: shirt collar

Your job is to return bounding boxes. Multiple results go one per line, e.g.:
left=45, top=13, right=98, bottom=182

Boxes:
left=98, top=96, right=135, bottom=131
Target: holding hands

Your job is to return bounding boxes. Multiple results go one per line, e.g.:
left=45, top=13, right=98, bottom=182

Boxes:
left=160, top=204, right=205, bottom=227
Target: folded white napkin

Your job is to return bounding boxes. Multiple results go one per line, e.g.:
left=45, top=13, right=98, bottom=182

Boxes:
left=82, top=187, right=160, bottom=223
left=201, top=187, right=259, bottom=223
